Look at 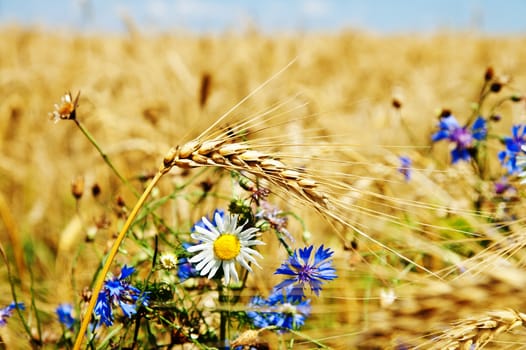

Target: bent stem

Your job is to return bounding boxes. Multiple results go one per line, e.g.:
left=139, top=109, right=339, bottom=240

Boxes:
left=73, top=169, right=167, bottom=350
left=73, top=119, right=139, bottom=197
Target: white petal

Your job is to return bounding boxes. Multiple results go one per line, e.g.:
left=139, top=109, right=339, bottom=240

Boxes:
left=223, top=261, right=231, bottom=284
left=242, top=247, right=263, bottom=258
left=194, top=253, right=214, bottom=270
left=194, top=226, right=217, bottom=240
left=207, top=260, right=221, bottom=279
left=238, top=252, right=259, bottom=269
left=200, top=257, right=218, bottom=276
left=224, top=261, right=238, bottom=283
left=201, top=216, right=221, bottom=236
left=187, top=242, right=212, bottom=253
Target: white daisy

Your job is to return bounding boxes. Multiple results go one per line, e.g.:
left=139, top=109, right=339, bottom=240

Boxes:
left=187, top=211, right=264, bottom=284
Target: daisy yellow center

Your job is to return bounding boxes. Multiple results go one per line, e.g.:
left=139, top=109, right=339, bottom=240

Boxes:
left=213, top=234, right=241, bottom=260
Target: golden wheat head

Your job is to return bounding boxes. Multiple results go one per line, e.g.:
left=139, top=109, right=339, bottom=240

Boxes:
left=428, top=309, right=526, bottom=350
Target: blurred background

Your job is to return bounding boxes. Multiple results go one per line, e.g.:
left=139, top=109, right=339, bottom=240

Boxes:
left=1, top=0, right=526, bottom=35
left=3, top=1, right=526, bottom=349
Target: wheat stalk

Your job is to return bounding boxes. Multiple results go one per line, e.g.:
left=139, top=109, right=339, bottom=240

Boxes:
left=426, top=309, right=526, bottom=350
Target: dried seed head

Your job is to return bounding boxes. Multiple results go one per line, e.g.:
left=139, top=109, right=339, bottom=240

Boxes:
left=116, top=195, right=126, bottom=207
left=490, top=81, right=503, bottom=93
left=489, top=114, right=502, bottom=122
left=91, top=183, right=101, bottom=197
left=198, top=72, right=212, bottom=108
left=484, top=66, right=494, bottom=81
left=49, top=91, right=80, bottom=123
left=392, top=97, right=402, bottom=109
left=490, top=75, right=510, bottom=93
left=71, top=176, right=85, bottom=200
left=199, top=179, right=214, bottom=193
left=439, top=109, right=452, bottom=119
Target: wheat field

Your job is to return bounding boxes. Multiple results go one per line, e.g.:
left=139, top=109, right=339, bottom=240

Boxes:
left=2, top=26, right=526, bottom=349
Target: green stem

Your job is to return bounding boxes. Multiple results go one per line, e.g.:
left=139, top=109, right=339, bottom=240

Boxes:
left=217, top=279, right=231, bottom=349
left=73, top=119, right=139, bottom=197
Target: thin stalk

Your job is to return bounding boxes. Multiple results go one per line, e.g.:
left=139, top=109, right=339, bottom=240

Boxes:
left=73, top=170, right=166, bottom=350
left=0, top=242, right=32, bottom=339
left=73, top=119, right=139, bottom=197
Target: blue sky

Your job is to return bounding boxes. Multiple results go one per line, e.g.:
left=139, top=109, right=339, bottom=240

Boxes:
left=0, top=0, right=525, bottom=35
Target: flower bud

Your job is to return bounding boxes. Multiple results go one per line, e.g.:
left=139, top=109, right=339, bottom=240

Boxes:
left=71, top=176, right=84, bottom=200
left=484, top=66, right=494, bottom=81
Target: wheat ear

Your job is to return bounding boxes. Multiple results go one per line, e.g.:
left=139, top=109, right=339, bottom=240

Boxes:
left=427, top=309, right=526, bottom=350
left=163, top=139, right=330, bottom=209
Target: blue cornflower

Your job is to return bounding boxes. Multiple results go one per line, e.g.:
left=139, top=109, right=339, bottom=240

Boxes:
left=56, top=303, right=75, bottom=329
left=191, top=209, right=225, bottom=232
left=178, top=243, right=200, bottom=281
left=94, top=265, right=148, bottom=327
left=274, top=245, right=337, bottom=302
left=431, top=115, right=487, bottom=163
left=498, top=124, right=526, bottom=174
left=246, top=287, right=311, bottom=332
left=0, top=302, right=24, bottom=327
left=398, top=156, right=412, bottom=181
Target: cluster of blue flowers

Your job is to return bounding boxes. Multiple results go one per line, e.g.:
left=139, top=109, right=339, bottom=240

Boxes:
left=498, top=125, right=526, bottom=174
left=431, top=114, right=487, bottom=164
left=0, top=302, right=24, bottom=327
left=247, top=288, right=311, bottom=332
left=94, top=265, right=148, bottom=327
left=274, top=245, right=337, bottom=302
left=430, top=110, right=526, bottom=195
left=246, top=244, right=336, bottom=332
left=56, top=303, right=75, bottom=329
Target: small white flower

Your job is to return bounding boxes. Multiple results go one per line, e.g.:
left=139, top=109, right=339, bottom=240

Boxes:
left=187, top=211, right=264, bottom=284
left=159, top=252, right=178, bottom=270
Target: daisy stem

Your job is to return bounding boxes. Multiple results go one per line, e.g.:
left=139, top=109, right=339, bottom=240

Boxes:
left=73, top=119, right=139, bottom=197
left=73, top=169, right=167, bottom=350
left=217, top=280, right=228, bottom=349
